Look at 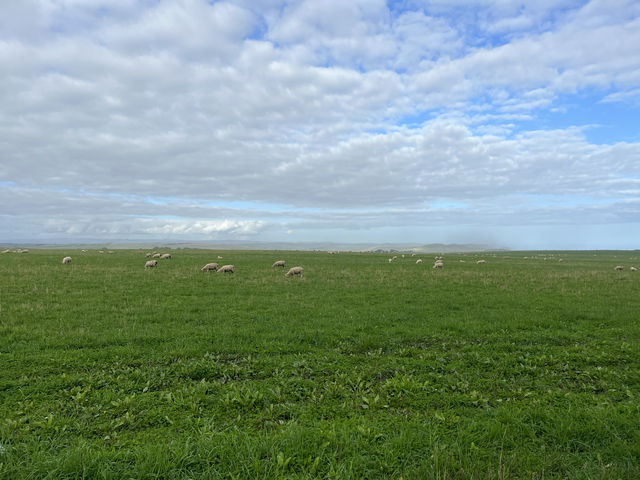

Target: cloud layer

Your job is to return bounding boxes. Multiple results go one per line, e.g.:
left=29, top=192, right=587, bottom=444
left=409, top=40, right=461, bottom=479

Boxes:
left=1, top=0, right=639, bottom=248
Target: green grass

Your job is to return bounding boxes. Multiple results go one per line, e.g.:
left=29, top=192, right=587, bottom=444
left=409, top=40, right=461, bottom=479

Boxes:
left=1, top=249, right=639, bottom=479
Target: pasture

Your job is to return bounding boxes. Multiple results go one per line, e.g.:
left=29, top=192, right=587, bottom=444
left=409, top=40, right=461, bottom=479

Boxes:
left=1, top=249, right=639, bottom=479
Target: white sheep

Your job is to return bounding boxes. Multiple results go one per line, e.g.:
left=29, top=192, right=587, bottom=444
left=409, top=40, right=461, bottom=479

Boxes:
left=62, top=256, right=72, bottom=264
left=145, top=260, right=158, bottom=268
left=388, top=258, right=393, bottom=263
left=201, top=263, right=219, bottom=271
left=416, top=259, right=423, bottom=264
left=160, top=253, right=172, bottom=259
left=152, top=253, right=161, bottom=258
left=630, top=267, right=637, bottom=271
left=272, top=260, right=286, bottom=268
left=285, top=266, right=304, bottom=277
left=433, top=261, right=443, bottom=269
left=477, top=260, right=486, bottom=264
left=145, top=253, right=152, bottom=258
left=615, top=265, right=624, bottom=271
left=218, top=265, right=234, bottom=273
left=217, top=255, right=223, bottom=259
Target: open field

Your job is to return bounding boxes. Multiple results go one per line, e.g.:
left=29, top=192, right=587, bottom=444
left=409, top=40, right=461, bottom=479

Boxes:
left=1, top=249, right=639, bottom=479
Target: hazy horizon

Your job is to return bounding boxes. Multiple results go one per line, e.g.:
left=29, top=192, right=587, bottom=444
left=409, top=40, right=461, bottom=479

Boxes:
left=2, top=1, right=639, bottom=250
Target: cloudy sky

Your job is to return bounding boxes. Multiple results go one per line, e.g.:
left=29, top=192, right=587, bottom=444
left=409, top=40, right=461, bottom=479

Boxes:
left=1, top=0, right=639, bottom=249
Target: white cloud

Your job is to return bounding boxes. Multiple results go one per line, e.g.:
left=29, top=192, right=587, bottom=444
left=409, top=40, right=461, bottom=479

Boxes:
left=1, top=0, right=640, bottom=247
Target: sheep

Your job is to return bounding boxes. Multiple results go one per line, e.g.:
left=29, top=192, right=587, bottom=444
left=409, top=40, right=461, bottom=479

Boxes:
left=416, top=259, right=423, bottom=264
left=62, top=256, right=72, bottom=264
left=630, top=267, right=637, bottom=271
left=145, top=253, right=152, bottom=257
left=81, top=249, right=88, bottom=253
left=285, top=266, right=303, bottom=277
left=217, top=256, right=223, bottom=259
left=477, top=260, right=486, bottom=264
left=272, top=260, right=286, bottom=268
left=145, top=260, right=158, bottom=268
left=152, top=253, right=161, bottom=258
left=201, top=262, right=219, bottom=272
left=218, top=264, right=234, bottom=273
left=388, top=258, right=393, bottom=263
left=433, top=260, right=443, bottom=269
left=160, top=253, right=172, bottom=259
left=615, top=265, right=624, bottom=271
left=2, top=249, right=9, bottom=253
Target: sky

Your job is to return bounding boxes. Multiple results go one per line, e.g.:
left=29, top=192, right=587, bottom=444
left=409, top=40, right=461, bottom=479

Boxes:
left=1, top=0, right=639, bottom=250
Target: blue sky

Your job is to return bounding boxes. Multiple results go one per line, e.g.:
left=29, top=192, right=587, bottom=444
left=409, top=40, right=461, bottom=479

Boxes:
left=1, top=0, right=639, bottom=249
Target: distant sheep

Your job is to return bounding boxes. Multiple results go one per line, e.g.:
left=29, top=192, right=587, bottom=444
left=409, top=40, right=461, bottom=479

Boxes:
left=218, top=265, right=234, bottom=273
left=152, top=253, right=161, bottom=258
left=272, top=260, right=286, bottom=268
left=631, top=267, right=637, bottom=271
left=62, top=256, right=72, bottom=264
left=416, top=259, right=423, bottom=264
left=145, top=260, right=158, bottom=268
left=615, top=265, right=624, bottom=271
left=477, top=260, right=486, bottom=264
left=145, top=253, right=152, bottom=257
left=160, top=253, right=172, bottom=259
left=201, top=263, right=219, bottom=271
left=433, top=261, right=443, bottom=269
left=217, top=256, right=223, bottom=259
left=388, top=258, right=393, bottom=263
left=285, top=266, right=303, bottom=277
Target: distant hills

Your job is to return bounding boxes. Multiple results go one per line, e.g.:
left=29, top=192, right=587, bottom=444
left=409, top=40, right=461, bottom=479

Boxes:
left=1, top=240, right=509, bottom=253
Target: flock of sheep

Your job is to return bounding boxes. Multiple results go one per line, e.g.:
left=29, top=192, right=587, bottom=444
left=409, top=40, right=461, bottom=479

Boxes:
left=54, top=251, right=305, bottom=277
left=4, top=248, right=637, bottom=274
left=388, top=255, right=486, bottom=269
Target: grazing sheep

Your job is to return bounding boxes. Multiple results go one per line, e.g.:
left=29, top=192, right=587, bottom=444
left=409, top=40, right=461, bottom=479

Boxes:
left=272, top=260, right=286, bottom=268
left=62, top=256, right=72, bottom=264
left=388, top=258, right=393, bottom=263
left=145, top=252, right=152, bottom=257
left=285, top=266, right=303, bottom=277
left=160, top=253, right=172, bottom=259
left=81, top=249, right=87, bottom=253
left=152, top=253, right=161, bottom=258
left=2, top=249, right=9, bottom=253
left=218, top=265, right=234, bottom=273
left=201, top=262, right=219, bottom=271
left=217, top=256, right=223, bottom=259
left=630, top=267, right=637, bottom=271
left=145, top=260, right=158, bottom=268
left=416, top=259, right=423, bottom=264
left=433, top=261, right=443, bottom=269
left=615, top=265, right=624, bottom=271
left=477, top=260, right=486, bottom=264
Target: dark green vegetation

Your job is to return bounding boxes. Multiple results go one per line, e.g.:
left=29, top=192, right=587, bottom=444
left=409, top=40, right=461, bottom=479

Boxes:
left=1, top=249, right=639, bottom=479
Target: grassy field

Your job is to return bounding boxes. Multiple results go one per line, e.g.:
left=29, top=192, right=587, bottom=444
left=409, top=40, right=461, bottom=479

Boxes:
left=1, top=248, right=639, bottom=479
